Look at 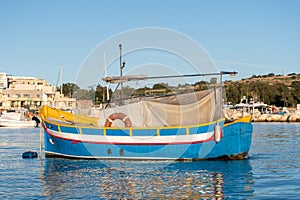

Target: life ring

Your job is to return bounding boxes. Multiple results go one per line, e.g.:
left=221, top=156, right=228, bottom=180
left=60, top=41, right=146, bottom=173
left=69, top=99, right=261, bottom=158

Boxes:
left=105, top=113, right=132, bottom=127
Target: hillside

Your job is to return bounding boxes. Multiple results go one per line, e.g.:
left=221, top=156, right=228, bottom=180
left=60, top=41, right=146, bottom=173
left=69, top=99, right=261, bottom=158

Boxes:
left=224, top=73, right=300, bottom=107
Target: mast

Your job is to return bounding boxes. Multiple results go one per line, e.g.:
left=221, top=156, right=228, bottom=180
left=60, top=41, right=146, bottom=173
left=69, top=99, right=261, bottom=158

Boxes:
left=119, top=44, right=123, bottom=104
left=60, top=64, right=63, bottom=95
left=119, top=44, right=122, bottom=78
left=103, top=50, right=110, bottom=101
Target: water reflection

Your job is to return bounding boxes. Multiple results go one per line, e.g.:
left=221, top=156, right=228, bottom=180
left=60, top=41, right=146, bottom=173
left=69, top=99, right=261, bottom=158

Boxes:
left=42, top=159, right=254, bottom=199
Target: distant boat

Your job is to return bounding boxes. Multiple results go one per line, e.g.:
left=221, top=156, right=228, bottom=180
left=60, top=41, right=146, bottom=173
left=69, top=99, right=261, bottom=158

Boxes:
left=229, top=96, right=269, bottom=117
left=235, top=96, right=268, bottom=110
left=40, top=71, right=253, bottom=160
left=0, top=110, right=37, bottom=128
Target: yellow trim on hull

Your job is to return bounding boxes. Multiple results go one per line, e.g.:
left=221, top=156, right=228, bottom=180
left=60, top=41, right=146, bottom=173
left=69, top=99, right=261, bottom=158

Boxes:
left=224, top=115, right=252, bottom=127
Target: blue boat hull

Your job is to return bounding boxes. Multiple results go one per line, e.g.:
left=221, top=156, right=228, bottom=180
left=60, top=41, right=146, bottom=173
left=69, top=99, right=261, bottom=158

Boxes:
left=43, top=120, right=252, bottom=160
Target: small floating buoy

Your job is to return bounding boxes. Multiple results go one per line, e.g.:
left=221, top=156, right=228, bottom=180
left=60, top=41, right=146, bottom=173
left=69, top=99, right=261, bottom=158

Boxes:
left=22, top=151, right=38, bottom=159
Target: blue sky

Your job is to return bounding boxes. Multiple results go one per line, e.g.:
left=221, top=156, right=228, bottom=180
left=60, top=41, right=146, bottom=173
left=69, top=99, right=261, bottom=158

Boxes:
left=0, top=0, right=299, bottom=88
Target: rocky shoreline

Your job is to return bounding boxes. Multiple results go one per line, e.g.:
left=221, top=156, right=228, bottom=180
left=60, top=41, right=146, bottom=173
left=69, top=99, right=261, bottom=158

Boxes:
left=224, top=109, right=300, bottom=123
left=252, top=112, right=300, bottom=122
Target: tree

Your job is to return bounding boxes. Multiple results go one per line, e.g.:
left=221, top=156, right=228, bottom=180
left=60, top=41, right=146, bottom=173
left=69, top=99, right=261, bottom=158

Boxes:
left=291, top=81, right=300, bottom=103
left=225, top=84, right=240, bottom=104
left=152, top=83, right=171, bottom=93
left=58, top=83, right=80, bottom=97
left=95, top=84, right=112, bottom=103
left=193, top=81, right=208, bottom=91
left=153, top=83, right=169, bottom=90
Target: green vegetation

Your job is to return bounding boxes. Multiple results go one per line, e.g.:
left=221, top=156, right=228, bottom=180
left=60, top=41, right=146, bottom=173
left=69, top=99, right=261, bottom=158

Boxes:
left=224, top=73, right=300, bottom=107
left=58, top=83, right=112, bottom=105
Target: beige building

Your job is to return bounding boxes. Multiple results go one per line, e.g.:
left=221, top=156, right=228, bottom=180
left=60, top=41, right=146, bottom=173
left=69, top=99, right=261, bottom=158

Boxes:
left=0, top=73, right=76, bottom=111
left=0, top=73, right=8, bottom=89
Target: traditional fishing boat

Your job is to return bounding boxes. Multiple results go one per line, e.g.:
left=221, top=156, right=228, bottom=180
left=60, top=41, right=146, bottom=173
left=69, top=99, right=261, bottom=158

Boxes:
left=40, top=72, right=253, bottom=160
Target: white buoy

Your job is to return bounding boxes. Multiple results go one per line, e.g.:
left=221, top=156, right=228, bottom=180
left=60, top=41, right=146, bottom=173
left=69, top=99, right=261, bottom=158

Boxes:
left=214, top=123, right=222, bottom=143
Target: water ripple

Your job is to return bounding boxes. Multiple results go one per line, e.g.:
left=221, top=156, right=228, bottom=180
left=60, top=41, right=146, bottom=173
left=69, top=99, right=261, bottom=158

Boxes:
left=0, top=123, right=299, bottom=199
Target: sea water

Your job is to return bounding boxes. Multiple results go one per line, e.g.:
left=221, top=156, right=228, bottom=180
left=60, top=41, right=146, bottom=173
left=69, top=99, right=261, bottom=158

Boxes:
left=0, top=123, right=299, bottom=199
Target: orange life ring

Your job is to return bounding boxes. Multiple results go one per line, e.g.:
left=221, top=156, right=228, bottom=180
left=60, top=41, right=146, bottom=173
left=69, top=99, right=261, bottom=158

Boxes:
left=104, top=113, right=132, bottom=127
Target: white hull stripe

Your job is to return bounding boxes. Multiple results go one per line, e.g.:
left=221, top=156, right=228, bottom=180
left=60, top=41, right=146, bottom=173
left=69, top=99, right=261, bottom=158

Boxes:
left=44, top=127, right=215, bottom=145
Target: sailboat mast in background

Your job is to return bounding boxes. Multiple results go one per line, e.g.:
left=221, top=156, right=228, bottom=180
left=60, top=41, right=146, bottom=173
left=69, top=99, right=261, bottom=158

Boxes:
left=103, top=50, right=109, bottom=101
left=60, top=64, right=63, bottom=95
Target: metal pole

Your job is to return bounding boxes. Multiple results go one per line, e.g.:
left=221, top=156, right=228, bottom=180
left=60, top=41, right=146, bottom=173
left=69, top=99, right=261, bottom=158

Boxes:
left=220, top=72, right=223, bottom=118
left=119, top=44, right=122, bottom=77
left=39, top=125, right=43, bottom=160
left=103, top=71, right=238, bottom=83
left=119, top=44, right=123, bottom=104
left=60, top=64, right=63, bottom=95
